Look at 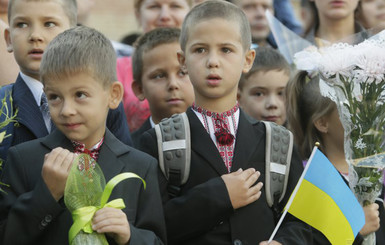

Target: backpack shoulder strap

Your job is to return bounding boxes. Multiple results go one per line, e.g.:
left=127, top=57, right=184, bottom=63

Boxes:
left=262, top=121, right=293, bottom=209
left=154, top=112, right=191, bottom=197
left=0, top=84, right=16, bottom=162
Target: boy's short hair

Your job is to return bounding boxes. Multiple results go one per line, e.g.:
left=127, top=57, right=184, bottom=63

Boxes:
left=8, top=0, right=78, bottom=27
left=132, top=27, right=181, bottom=86
left=180, top=0, right=251, bottom=51
left=239, top=47, right=290, bottom=89
left=40, top=26, right=117, bottom=87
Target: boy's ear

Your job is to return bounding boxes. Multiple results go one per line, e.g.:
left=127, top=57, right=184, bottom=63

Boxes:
left=242, top=49, right=256, bottom=73
left=4, top=28, right=13, bottom=53
left=131, top=80, right=145, bottom=101
left=314, top=117, right=329, bottom=134
left=108, top=81, right=124, bottom=109
left=237, top=88, right=241, bottom=101
left=177, top=50, right=186, bottom=68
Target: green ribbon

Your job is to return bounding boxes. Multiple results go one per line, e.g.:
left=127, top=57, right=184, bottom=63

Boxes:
left=68, top=172, right=146, bottom=244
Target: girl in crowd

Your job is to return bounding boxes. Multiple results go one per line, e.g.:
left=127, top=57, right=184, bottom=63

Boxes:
left=286, top=70, right=385, bottom=244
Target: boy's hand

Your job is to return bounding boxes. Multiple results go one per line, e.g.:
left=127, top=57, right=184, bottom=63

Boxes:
left=259, top=241, right=282, bottom=245
left=360, top=203, right=380, bottom=236
left=42, top=147, right=75, bottom=201
left=221, top=168, right=263, bottom=209
left=92, top=207, right=131, bottom=245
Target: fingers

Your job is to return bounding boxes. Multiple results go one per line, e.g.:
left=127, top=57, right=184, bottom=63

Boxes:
left=92, top=208, right=131, bottom=245
left=42, top=147, right=76, bottom=201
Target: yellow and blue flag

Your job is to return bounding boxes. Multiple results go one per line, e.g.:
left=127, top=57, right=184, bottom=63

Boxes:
left=285, top=148, right=365, bottom=245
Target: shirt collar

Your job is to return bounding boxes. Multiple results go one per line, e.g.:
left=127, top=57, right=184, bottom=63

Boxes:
left=20, top=72, right=44, bottom=106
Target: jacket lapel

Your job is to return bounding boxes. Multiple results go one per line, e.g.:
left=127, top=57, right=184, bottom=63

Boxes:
left=13, top=74, right=48, bottom=138
left=231, top=110, right=264, bottom=171
left=187, top=108, right=228, bottom=175
left=96, top=129, right=128, bottom=181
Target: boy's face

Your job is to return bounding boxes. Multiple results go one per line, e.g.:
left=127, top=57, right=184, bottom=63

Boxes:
left=238, top=70, right=289, bottom=125
left=5, top=0, right=72, bottom=80
left=133, top=42, right=194, bottom=124
left=44, top=72, right=122, bottom=148
left=178, top=18, right=254, bottom=111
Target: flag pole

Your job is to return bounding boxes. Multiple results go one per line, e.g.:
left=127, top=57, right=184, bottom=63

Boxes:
left=267, top=144, right=319, bottom=243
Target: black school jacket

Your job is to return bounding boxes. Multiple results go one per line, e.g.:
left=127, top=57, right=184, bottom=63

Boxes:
left=139, top=107, right=312, bottom=245
left=0, top=129, right=166, bottom=245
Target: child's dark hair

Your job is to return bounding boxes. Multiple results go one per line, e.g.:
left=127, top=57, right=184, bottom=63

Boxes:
left=286, top=70, right=336, bottom=159
left=132, top=27, right=181, bottom=86
left=239, top=47, right=290, bottom=90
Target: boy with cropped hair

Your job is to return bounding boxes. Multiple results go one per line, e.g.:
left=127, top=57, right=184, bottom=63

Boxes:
left=138, top=1, right=311, bottom=244
left=131, top=27, right=194, bottom=146
left=238, top=47, right=291, bottom=126
left=0, top=0, right=131, bottom=163
left=0, top=26, right=166, bottom=245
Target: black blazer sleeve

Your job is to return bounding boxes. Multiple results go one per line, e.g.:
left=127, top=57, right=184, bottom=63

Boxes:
left=0, top=146, right=65, bottom=244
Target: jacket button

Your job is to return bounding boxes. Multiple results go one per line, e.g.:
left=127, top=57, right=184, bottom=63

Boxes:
left=44, top=214, right=52, bottom=223
left=41, top=220, right=48, bottom=227
left=234, top=239, right=242, bottom=245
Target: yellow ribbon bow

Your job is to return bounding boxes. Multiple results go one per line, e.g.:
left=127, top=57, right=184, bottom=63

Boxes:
left=68, top=172, right=146, bottom=244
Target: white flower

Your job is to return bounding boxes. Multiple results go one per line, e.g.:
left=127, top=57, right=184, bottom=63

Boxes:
left=294, top=46, right=322, bottom=72
left=355, top=138, right=367, bottom=150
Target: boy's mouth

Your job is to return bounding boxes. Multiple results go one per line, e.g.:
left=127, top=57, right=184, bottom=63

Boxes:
left=206, top=74, right=222, bottom=86
left=167, top=98, right=183, bottom=105
left=28, top=49, right=44, bottom=58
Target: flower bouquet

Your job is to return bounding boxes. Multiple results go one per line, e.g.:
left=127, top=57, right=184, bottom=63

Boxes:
left=0, top=89, right=18, bottom=192
left=64, top=154, right=145, bottom=245
left=295, top=31, right=385, bottom=245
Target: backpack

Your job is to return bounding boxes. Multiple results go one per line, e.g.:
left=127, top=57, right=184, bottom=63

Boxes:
left=0, top=84, right=16, bottom=164
left=155, top=112, right=293, bottom=211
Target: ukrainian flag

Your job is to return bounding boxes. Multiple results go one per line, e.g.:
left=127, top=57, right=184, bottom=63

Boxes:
left=285, top=148, right=365, bottom=245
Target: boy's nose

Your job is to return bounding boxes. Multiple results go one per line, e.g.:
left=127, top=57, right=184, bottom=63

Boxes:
left=266, top=95, right=279, bottom=108
left=29, top=27, right=44, bottom=42
left=159, top=6, right=171, bottom=21
left=168, top=76, right=181, bottom=90
left=206, top=53, right=219, bottom=68
left=60, top=101, right=76, bottom=116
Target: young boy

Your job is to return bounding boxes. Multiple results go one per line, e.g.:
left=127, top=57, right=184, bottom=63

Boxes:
left=131, top=27, right=194, bottom=147
left=0, top=0, right=131, bottom=163
left=0, top=26, right=166, bottom=245
left=238, top=47, right=290, bottom=126
left=138, top=1, right=312, bottom=244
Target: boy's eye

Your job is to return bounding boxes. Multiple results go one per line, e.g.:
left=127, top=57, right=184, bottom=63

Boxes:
left=75, top=91, right=87, bottom=99
left=254, top=91, right=264, bottom=97
left=45, top=22, right=56, bottom=27
left=195, top=47, right=205, bottom=54
left=151, top=73, right=166, bottom=80
left=15, top=22, right=27, bottom=28
left=222, top=47, right=231, bottom=53
left=178, top=69, right=188, bottom=77
left=47, top=94, right=60, bottom=102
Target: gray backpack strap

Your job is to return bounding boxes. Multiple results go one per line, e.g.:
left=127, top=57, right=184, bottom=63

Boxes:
left=155, top=113, right=191, bottom=197
left=263, top=121, right=293, bottom=208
